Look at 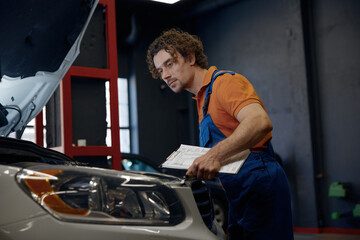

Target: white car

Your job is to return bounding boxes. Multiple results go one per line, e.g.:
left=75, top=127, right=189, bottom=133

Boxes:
left=0, top=0, right=225, bottom=239
left=0, top=137, right=225, bottom=240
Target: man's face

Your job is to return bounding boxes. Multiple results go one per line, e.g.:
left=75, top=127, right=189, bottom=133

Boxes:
left=153, top=49, right=194, bottom=93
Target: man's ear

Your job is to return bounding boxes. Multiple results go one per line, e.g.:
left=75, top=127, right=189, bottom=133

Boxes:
left=187, top=52, right=196, bottom=66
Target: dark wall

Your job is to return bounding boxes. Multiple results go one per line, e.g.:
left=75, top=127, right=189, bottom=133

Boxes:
left=46, top=5, right=108, bottom=148
left=311, top=0, right=360, bottom=228
left=70, top=5, right=108, bottom=148
left=126, top=0, right=360, bottom=229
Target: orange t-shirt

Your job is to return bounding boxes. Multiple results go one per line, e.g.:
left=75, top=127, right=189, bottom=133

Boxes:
left=193, top=66, right=272, bottom=151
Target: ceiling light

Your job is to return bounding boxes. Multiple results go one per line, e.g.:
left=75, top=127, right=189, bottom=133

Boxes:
left=151, top=0, right=181, bottom=4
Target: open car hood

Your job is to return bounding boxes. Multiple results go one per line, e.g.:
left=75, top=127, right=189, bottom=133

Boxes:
left=0, top=0, right=99, bottom=136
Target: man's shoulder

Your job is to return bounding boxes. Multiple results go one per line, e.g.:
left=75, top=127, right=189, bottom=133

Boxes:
left=212, top=71, right=256, bottom=103
left=213, top=71, right=249, bottom=88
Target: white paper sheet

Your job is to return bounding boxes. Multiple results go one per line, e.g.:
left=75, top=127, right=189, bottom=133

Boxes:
left=161, top=144, right=249, bottom=174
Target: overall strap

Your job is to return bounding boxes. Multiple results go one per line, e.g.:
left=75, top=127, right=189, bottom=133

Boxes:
left=202, top=70, right=235, bottom=116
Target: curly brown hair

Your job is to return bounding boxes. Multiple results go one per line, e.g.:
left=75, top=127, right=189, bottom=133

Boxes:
left=146, top=29, right=208, bottom=79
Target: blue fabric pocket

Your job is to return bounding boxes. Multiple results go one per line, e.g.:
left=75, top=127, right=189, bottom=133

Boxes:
left=199, top=114, right=226, bottom=148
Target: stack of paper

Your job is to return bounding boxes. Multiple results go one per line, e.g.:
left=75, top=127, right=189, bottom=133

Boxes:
left=161, top=144, right=249, bottom=174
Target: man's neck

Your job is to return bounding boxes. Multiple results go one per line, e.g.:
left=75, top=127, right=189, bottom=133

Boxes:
left=185, top=67, right=208, bottom=95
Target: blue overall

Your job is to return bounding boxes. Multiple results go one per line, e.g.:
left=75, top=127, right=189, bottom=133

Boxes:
left=199, top=70, right=294, bottom=240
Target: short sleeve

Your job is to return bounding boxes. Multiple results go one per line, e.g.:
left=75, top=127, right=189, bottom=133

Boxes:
left=213, top=73, right=262, bottom=118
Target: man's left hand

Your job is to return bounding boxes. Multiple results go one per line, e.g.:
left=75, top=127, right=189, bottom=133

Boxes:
left=186, top=153, right=221, bottom=180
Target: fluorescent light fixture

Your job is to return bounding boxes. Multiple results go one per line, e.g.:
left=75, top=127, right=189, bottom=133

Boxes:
left=151, top=0, right=181, bottom=4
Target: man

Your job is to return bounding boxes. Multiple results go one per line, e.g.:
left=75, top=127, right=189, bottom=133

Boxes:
left=147, top=29, right=293, bottom=240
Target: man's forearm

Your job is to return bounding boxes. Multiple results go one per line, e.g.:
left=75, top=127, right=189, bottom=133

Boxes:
left=208, top=113, right=272, bottom=167
left=186, top=103, right=272, bottom=179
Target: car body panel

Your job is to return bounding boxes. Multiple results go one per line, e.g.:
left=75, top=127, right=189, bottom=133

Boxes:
left=0, top=137, right=225, bottom=239
left=0, top=164, right=224, bottom=240
left=0, top=165, right=47, bottom=225
left=1, top=216, right=220, bottom=240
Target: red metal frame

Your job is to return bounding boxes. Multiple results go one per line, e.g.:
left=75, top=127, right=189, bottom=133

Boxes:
left=35, top=0, right=122, bottom=170
left=35, top=110, right=43, bottom=146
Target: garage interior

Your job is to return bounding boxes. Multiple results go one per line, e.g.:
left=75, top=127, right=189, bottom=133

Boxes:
left=11, top=0, right=360, bottom=238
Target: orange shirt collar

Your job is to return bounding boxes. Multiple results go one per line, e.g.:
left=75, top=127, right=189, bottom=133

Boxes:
left=193, top=66, right=218, bottom=100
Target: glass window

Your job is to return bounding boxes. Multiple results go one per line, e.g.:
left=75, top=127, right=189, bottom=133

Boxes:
left=105, top=78, right=131, bottom=152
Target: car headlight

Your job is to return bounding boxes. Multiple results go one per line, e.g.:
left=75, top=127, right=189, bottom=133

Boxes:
left=16, top=167, right=184, bottom=226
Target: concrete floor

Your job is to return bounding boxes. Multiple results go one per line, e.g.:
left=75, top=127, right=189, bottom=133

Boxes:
left=294, top=233, right=360, bottom=240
